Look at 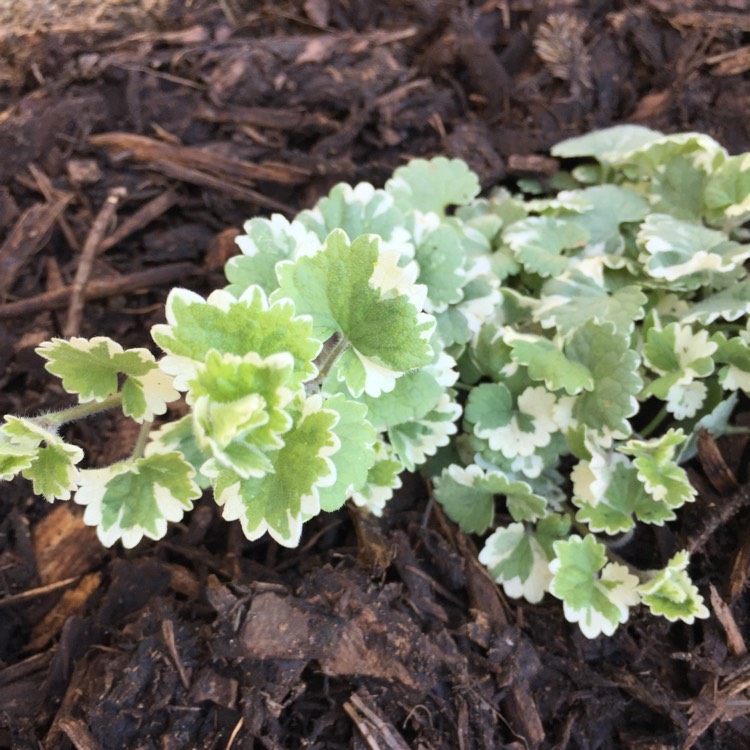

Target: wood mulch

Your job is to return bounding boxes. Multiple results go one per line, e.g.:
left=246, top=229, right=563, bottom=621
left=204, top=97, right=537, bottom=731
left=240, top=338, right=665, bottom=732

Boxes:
left=1, top=1, right=749, bottom=748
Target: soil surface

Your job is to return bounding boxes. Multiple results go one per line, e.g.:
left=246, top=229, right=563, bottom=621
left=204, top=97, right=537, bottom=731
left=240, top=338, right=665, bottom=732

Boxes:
left=1, top=2, right=749, bottom=748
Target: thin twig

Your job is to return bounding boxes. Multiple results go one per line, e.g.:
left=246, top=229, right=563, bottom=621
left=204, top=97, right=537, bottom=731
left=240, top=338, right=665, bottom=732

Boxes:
left=64, top=186, right=127, bottom=337
left=0, top=262, right=197, bottom=319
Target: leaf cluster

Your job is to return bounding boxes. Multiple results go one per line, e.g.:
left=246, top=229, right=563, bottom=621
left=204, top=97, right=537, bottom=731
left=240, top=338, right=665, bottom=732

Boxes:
left=3, top=127, right=748, bottom=636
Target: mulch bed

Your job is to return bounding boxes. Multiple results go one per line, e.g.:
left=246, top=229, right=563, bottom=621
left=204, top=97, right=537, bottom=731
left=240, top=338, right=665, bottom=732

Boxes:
left=1, top=1, right=749, bottom=748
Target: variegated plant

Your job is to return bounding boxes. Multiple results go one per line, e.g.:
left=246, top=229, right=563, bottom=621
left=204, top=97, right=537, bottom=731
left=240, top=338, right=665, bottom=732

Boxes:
left=3, top=126, right=749, bottom=637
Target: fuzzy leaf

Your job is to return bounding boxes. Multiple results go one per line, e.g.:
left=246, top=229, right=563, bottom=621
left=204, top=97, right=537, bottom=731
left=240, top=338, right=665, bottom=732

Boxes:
left=76, top=452, right=201, bottom=548
left=1, top=416, right=83, bottom=500
left=549, top=535, right=641, bottom=638
left=638, top=551, right=709, bottom=623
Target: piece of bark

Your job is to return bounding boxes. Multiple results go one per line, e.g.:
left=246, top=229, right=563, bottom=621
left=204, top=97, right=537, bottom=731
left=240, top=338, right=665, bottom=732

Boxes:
left=0, top=197, right=71, bottom=298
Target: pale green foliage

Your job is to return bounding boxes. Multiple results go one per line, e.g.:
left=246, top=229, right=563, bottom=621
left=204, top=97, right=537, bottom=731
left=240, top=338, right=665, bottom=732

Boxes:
left=3, top=126, right=748, bottom=637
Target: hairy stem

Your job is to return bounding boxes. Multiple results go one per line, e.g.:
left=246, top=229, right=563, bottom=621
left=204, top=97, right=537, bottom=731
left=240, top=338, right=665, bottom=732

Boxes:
left=32, top=393, right=123, bottom=432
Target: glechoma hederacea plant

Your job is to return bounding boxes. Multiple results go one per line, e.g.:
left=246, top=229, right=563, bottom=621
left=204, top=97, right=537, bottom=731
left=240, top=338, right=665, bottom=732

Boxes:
left=3, top=124, right=750, bottom=637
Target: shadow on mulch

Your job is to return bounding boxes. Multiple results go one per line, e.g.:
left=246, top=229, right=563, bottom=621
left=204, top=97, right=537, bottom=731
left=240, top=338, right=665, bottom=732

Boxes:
left=1, top=1, right=749, bottom=748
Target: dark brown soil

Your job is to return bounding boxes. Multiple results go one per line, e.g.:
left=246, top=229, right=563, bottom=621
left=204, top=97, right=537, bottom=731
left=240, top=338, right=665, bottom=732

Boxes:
left=1, top=2, right=749, bottom=748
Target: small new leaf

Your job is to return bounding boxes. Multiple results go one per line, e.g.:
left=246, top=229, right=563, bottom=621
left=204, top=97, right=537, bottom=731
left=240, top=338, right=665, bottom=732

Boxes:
left=622, top=429, right=696, bottom=509
left=214, top=395, right=339, bottom=547
left=1, top=416, right=83, bottom=500
left=152, top=286, right=321, bottom=391
left=638, top=551, right=709, bottom=623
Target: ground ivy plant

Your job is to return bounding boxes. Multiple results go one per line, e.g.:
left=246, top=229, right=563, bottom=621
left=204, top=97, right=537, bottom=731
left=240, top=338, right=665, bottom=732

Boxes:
left=3, top=125, right=749, bottom=637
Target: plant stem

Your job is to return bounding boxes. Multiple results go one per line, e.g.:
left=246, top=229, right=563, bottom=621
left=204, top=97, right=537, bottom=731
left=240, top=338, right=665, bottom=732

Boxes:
left=639, top=403, right=668, bottom=438
left=33, top=393, right=123, bottom=432
left=131, top=420, right=153, bottom=460
left=309, top=333, right=350, bottom=392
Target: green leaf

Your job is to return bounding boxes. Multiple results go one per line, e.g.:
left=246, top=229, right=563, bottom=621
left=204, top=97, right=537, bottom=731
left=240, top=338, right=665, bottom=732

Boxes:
left=350, top=440, right=404, bottom=517
left=704, top=152, right=750, bottom=228
left=298, top=182, right=411, bottom=253
left=275, top=230, right=434, bottom=397
left=638, top=551, right=709, bottom=623
left=388, top=391, right=461, bottom=470
left=712, top=331, right=750, bottom=394
left=622, top=429, right=697, bottom=510
left=465, top=382, right=513, bottom=432
left=535, top=270, right=647, bottom=337
left=644, top=322, right=717, bottom=378
left=213, top=394, right=339, bottom=547
left=478, top=523, right=553, bottom=603
left=549, top=535, right=641, bottom=638
left=36, top=337, right=179, bottom=422
left=567, top=322, right=642, bottom=436
left=0, top=438, right=36, bottom=481
left=226, top=214, right=321, bottom=296
left=678, top=393, right=739, bottom=463
left=505, top=330, right=594, bottom=395
left=386, top=156, right=480, bottom=215
left=567, top=185, right=650, bottom=255
left=681, top=280, right=750, bottom=325
left=550, top=124, right=663, bottom=162
left=637, top=213, right=748, bottom=286
left=433, top=463, right=547, bottom=533
left=413, top=223, right=467, bottom=310
left=75, top=452, right=201, bottom=548
left=317, top=394, right=378, bottom=512
left=348, top=351, right=457, bottom=430
left=1, top=416, right=83, bottom=500
left=146, top=416, right=211, bottom=489
left=152, top=285, right=321, bottom=391
left=23, top=441, right=84, bottom=502
left=573, top=461, right=674, bottom=534
left=642, top=323, right=717, bottom=419
left=503, top=216, right=589, bottom=277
